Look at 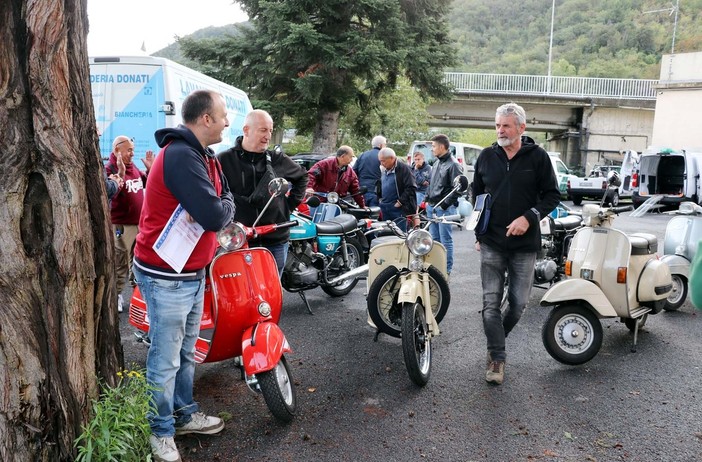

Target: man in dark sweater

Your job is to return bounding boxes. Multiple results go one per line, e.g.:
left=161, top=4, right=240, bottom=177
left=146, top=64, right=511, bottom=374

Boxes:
left=217, top=109, right=308, bottom=275
left=472, top=102, right=560, bottom=385
left=377, top=147, right=419, bottom=231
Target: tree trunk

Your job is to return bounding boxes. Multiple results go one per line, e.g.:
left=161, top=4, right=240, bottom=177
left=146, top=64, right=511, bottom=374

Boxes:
left=311, top=109, right=340, bottom=153
left=0, top=1, right=123, bottom=460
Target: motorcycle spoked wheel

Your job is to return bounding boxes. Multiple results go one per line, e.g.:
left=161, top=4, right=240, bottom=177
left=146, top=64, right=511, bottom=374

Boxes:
left=542, top=304, right=603, bottom=365
left=663, top=274, right=687, bottom=312
left=367, top=265, right=450, bottom=338
left=321, top=237, right=364, bottom=297
left=257, top=355, right=296, bottom=423
left=401, top=301, right=432, bottom=387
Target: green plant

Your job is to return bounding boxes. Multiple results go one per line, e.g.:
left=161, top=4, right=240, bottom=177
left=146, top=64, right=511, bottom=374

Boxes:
left=74, top=368, right=154, bottom=462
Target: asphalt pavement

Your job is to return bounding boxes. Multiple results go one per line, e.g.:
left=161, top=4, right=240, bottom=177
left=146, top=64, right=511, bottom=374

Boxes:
left=120, top=203, right=702, bottom=461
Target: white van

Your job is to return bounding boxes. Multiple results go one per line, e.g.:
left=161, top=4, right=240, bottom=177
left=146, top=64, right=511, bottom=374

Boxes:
left=407, top=141, right=483, bottom=184
left=89, top=56, right=252, bottom=162
left=632, top=147, right=702, bottom=208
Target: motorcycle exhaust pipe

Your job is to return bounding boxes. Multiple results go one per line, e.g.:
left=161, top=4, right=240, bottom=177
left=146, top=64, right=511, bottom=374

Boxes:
left=327, top=264, right=369, bottom=285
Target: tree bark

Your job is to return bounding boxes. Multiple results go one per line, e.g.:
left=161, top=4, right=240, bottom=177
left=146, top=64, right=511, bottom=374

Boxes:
left=311, top=109, right=340, bottom=153
left=0, top=1, right=122, bottom=460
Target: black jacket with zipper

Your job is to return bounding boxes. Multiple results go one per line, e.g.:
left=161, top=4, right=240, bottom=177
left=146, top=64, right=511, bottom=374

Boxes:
left=471, top=136, right=560, bottom=253
left=217, top=136, right=308, bottom=246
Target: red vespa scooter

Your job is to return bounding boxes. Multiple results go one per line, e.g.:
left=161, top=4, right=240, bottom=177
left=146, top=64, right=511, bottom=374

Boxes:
left=129, top=178, right=298, bottom=422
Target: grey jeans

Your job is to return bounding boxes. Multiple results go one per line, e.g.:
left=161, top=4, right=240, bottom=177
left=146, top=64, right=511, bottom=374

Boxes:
left=480, top=244, right=536, bottom=362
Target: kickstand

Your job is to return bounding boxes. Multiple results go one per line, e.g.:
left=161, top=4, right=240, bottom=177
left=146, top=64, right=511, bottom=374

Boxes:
left=298, top=291, right=313, bottom=315
left=373, top=329, right=381, bottom=342
left=631, top=318, right=641, bottom=353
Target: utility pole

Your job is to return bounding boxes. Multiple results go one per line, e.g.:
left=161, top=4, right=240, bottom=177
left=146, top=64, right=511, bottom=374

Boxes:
left=547, top=0, right=556, bottom=94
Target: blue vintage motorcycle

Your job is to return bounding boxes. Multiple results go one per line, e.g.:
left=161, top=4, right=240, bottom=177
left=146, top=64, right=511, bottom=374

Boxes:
left=282, top=193, right=372, bottom=313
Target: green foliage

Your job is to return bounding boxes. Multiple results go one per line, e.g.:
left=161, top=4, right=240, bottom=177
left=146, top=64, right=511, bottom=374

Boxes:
left=178, top=0, right=457, bottom=144
left=74, top=369, right=154, bottom=462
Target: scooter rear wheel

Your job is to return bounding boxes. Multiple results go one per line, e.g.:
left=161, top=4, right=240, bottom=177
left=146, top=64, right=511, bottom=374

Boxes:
left=401, top=301, right=431, bottom=387
left=663, top=274, right=687, bottom=312
left=367, top=265, right=450, bottom=338
left=258, top=355, right=296, bottom=423
left=542, top=304, right=603, bottom=365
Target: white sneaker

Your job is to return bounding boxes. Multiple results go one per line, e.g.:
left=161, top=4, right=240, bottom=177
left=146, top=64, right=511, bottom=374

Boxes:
left=175, top=412, right=224, bottom=435
left=149, top=435, right=181, bottom=462
left=117, top=294, right=124, bottom=313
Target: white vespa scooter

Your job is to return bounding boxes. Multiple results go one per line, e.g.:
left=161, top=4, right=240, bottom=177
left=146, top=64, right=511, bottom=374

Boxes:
left=540, top=172, right=673, bottom=365
left=659, top=201, right=702, bottom=311
left=365, top=176, right=470, bottom=386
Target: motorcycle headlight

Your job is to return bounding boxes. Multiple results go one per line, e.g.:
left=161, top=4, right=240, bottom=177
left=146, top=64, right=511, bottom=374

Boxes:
left=406, top=229, right=433, bottom=256
left=217, top=222, right=247, bottom=251
left=258, top=301, right=272, bottom=317
left=327, top=192, right=339, bottom=204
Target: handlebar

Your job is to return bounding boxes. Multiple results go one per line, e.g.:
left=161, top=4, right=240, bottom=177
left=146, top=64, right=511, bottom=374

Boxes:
left=611, top=205, right=634, bottom=214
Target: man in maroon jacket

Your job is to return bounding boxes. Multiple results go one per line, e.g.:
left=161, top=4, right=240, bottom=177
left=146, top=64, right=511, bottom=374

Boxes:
left=306, top=145, right=366, bottom=207
left=105, top=136, right=153, bottom=312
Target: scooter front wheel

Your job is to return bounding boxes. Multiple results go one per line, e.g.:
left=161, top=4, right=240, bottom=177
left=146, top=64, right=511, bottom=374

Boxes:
left=401, top=302, right=431, bottom=387
left=257, top=355, right=296, bottom=423
left=367, top=265, right=450, bottom=338
left=663, top=274, right=687, bottom=311
left=542, top=304, right=602, bottom=365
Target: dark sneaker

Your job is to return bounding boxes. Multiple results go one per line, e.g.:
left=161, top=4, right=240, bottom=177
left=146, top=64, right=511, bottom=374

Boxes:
left=150, top=435, right=181, bottom=462
left=175, top=412, right=224, bottom=436
left=485, top=360, right=505, bottom=385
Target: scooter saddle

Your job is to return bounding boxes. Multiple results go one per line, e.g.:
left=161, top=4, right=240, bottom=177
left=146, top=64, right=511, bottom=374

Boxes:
left=553, top=215, right=582, bottom=231
left=629, top=232, right=658, bottom=255
left=316, top=214, right=358, bottom=235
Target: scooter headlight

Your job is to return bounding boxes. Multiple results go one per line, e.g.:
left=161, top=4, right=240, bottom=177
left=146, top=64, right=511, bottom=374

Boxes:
left=406, top=229, right=433, bottom=256
left=217, top=222, right=247, bottom=251
left=258, top=301, right=272, bottom=317
left=327, top=192, right=339, bottom=204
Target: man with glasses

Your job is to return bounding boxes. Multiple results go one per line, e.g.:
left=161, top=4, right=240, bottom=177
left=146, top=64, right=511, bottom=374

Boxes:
left=218, top=109, right=308, bottom=275
left=105, top=135, right=153, bottom=312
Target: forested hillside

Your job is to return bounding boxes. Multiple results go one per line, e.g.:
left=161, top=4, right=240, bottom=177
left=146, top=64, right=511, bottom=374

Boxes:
left=449, top=0, right=702, bottom=78
left=156, top=0, right=701, bottom=80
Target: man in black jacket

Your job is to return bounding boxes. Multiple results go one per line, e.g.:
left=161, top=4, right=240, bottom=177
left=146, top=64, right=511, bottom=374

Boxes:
left=472, top=102, right=560, bottom=385
left=217, top=109, right=308, bottom=275
left=377, top=147, right=419, bottom=231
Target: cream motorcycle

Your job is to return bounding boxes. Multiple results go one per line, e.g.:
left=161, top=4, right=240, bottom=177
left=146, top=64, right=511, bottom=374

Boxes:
left=366, top=176, right=470, bottom=386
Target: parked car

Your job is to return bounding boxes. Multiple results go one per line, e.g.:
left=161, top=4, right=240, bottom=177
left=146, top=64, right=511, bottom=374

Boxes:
left=406, top=141, right=482, bottom=186
left=291, top=152, right=333, bottom=171
left=549, top=153, right=579, bottom=199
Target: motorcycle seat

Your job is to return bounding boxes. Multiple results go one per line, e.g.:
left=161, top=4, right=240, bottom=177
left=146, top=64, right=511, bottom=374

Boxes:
left=553, top=215, right=582, bottom=231
left=317, top=214, right=359, bottom=235
left=629, top=233, right=658, bottom=255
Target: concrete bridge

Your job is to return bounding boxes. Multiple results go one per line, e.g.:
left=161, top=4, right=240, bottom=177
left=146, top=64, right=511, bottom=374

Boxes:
left=428, top=73, right=658, bottom=170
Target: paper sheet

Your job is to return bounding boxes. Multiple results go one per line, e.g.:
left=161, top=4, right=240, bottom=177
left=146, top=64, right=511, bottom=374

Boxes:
left=152, top=204, right=204, bottom=273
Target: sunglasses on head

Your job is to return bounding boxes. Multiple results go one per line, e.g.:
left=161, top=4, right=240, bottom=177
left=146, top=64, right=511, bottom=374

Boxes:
left=115, top=137, right=135, bottom=147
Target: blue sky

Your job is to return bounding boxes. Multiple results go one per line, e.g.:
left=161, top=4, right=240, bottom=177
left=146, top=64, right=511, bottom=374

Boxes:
left=87, top=0, right=248, bottom=56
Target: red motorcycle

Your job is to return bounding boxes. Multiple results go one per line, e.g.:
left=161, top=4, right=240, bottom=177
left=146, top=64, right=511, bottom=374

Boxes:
left=129, top=178, right=298, bottom=422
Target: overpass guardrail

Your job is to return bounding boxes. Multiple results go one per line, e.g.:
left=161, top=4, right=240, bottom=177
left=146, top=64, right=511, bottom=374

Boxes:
left=444, top=73, right=657, bottom=100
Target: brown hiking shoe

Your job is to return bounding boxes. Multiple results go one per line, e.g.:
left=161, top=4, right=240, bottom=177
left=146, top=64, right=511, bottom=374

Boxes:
left=485, top=360, right=505, bottom=385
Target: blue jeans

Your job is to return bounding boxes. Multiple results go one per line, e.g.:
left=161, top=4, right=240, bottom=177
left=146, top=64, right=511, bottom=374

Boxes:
left=380, top=203, right=407, bottom=232
left=265, top=242, right=289, bottom=276
left=363, top=192, right=379, bottom=207
left=426, top=203, right=457, bottom=274
left=479, top=244, right=536, bottom=362
left=416, top=191, right=426, bottom=206
left=134, top=266, right=204, bottom=437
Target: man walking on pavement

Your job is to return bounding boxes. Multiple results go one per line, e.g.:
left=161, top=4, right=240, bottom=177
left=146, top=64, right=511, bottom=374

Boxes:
left=472, top=102, right=560, bottom=385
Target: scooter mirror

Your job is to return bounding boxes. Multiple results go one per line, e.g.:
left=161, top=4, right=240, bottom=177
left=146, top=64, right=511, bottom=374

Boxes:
left=607, top=170, right=621, bottom=188
left=453, top=175, right=469, bottom=193
left=268, top=178, right=290, bottom=197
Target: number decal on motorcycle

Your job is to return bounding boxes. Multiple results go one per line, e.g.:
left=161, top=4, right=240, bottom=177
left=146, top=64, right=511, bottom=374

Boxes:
left=326, top=243, right=335, bottom=251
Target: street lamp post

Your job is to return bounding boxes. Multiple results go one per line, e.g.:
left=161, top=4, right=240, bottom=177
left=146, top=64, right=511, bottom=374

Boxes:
left=547, top=0, right=555, bottom=94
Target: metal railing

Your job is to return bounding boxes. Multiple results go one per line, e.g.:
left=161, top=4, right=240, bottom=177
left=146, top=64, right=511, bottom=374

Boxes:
left=444, top=73, right=657, bottom=100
